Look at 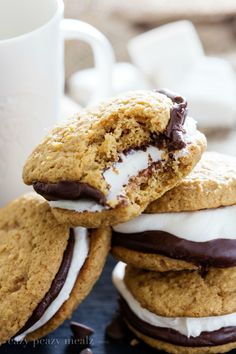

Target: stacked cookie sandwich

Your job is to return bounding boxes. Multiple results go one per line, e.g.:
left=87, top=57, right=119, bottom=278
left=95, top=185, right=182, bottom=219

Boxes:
left=0, top=90, right=206, bottom=344
left=112, top=152, right=236, bottom=354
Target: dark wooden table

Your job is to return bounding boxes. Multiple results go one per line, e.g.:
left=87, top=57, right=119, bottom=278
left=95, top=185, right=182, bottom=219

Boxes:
left=0, top=256, right=235, bottom=354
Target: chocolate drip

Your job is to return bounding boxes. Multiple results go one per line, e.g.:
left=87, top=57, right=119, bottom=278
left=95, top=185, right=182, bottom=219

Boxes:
left=112, top=230, right=236, bottom=268
left=155, top=89, right=188, bottom=150
left=16, top=229, right=75, bottom=336
left=33, top=181, right=106, bottom=204
left=120, top=298, right=236, bottom=347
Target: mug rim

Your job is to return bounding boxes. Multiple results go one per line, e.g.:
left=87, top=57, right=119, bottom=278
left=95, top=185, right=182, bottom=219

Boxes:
left=0, top=0, right=64, bottom=44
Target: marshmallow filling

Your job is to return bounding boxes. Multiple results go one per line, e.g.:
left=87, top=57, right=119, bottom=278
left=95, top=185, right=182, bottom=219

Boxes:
left=14, top=227, right=89, bottom=341
left=113, top=262, right=236, bottom=346
left=113, top=205, right=236, bottom=267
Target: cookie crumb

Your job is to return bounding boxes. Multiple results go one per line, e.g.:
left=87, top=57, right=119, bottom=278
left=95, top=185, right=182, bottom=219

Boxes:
left=130, top=338, right=139, bottom=346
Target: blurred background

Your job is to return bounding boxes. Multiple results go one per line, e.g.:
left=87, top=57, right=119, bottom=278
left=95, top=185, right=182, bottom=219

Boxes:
left=63, top=0, right=236, bottom=155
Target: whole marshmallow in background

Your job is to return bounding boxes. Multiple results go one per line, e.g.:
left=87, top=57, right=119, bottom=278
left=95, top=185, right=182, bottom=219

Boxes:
left=61, top=95, right=81, bottom=120
left=176, top=57, right=236, bottom=130
left=128, top=20, right=204, bottom=88
left=67, top=62, right=152, bottom=106
left=128, top=20, right=236, bottom=130
left=66, top=62, right=152, bottom=107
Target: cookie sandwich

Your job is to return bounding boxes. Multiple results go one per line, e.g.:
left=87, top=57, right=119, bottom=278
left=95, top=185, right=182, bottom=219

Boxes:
left=113, top=262, right=236, bottom=354
left=0, top=194, right=110, bottom=344
left=112, top=152, right=236, bottom=271
left=23, top=90, right=206, bottom=228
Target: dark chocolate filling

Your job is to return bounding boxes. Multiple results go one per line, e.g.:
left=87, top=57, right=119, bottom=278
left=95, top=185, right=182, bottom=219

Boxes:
left=120, top=298, right=236, bottom=347
left=33, top=181, right=106, bottom=203
left=16, top=229, right=75, bottom=337
left=112, top=230, right=236, bottom=268
left=154, top=89, right=187, bottom=151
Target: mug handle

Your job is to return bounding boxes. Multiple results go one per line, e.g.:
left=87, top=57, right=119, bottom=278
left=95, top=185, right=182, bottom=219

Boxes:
left=61, top=19, right=115, bottom=105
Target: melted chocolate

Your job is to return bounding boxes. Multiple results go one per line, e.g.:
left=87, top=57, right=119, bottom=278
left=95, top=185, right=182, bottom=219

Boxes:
left=120, top=298, right=236, bottom=347
left=16, top=230, right=75, bottom=336
left=112, top=230, right=236, bottom=268
left=33, top=181, right=106, bottom=204
left=155, top=89, right=187, bottom=150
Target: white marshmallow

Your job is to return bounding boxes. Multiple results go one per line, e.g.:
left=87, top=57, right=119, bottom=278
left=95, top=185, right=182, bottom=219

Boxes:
left=113, top=205, right=236, bottom=242
left=128, top=21, right=204, bottom=88
left=67, top=62, right=152, bottom=107
left=104, top=145, right=163, bottom=202
left=61, top=95, right=81, bottom=121
left=50, top=198, right=105, bottom=213
left=175, top=57, right=236, bottom=129
left=113, top=262, right=236, bottom=338
left=49, top=145, right=163, bottom=212
left=128, top=20, right=236, bottom=130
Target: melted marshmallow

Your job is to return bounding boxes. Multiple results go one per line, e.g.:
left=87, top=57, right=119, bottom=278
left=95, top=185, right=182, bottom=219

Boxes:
left=113, top=262, right=236, bottom=338
left=50, top=198, right=104, bottom=213
left=49, top=145, right=163, bottom=212
left=113, top=205, right=236, bottom=242
left=14, top=227, right=89, bottom=341
left=103, top=145, right=162, bottom=201
left=49, top=117, right=198, bottom=213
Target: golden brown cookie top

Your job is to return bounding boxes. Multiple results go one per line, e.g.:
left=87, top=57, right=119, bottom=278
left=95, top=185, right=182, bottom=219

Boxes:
left=146, top=152, right=236, bottom=213
left=124, top=265, right=236, bottom=317
left=23, top=90, right=172, bottom=188
left=0, top=194, right=70, bottom=344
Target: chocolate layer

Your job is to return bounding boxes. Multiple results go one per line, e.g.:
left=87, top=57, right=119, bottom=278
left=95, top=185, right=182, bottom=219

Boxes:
left=155, top=89, right=187, bottom=150
left=112, top=230, right=236, bottom=267
left=33, top=181, right=106, bottom=203
left=16, top=229, right=75, bottom=336
left=121, top=298, right=236, bottom=347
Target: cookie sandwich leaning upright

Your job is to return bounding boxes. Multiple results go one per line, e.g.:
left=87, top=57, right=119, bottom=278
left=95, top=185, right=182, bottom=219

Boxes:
left=112, top=152, right=236, bottom=272
left=0, top=194, right=110, bottom=344
left=23, top=89, right=206, bottom=228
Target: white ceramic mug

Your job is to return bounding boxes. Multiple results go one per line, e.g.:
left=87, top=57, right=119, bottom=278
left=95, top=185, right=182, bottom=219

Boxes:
left=0, top=0, right=114, bottom=206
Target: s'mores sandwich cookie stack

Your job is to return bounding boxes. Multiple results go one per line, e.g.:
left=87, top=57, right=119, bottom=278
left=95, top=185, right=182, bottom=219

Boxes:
left=14, top=89, right=206, bottom=346
left=112, top=152, right=236, bottom=354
